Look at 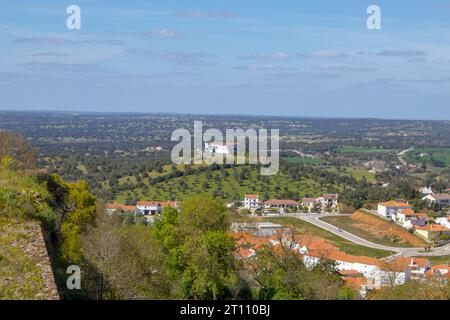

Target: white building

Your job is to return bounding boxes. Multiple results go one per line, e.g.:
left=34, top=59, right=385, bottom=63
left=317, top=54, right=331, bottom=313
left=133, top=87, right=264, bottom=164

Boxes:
left=204, top=142, right=238, bottom=155
left=303, top=252, right=408, bottom=287
left=395, top=210, right=429, bottom=229
left=244, top=194, right=261, bottom=210
left=377, top=201, right=412, bottom=219
left=436, top=216, right=450, bottom=229
left=419, top=186, right=434, bottom=195
left=136, top=201, right=179, bottom=216
left=422, top=193, right=450, bottom=207
left=316, top=194, right=339, bottom=213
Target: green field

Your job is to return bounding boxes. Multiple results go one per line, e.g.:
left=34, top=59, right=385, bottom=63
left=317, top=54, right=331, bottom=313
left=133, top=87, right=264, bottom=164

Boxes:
left=244, top=216, right=393, bottom=258
left=283, top=156, right=325, bottom=165
left=115, top=165, right=343, bottom=203
left=418, top=255, right=450, bottom=266
left=406, top=148, right=450, bottom=169
left=334, top=146, right=397, bottom=154
left=325, top=167, right=376, bottom=183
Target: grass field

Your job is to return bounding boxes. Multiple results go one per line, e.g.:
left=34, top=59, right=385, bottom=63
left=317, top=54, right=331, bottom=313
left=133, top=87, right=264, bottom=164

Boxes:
left=334, top=146, right=397, bottom=154
left=114, top=165, right=344, bottom=203
left=405, top=147, right=450, bottom=168
left=321, top=213, right=428, bottom=248
left=325, top=167, right=376, bottom=183
left=239, top=216, right=393, bottom=258
left=418, top=255, right=450, bottom=266
left=283, top=156, right=325, bottom=166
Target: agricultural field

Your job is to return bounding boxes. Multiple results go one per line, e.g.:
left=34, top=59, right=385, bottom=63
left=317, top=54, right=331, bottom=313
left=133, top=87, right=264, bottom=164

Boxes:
left=114, top=165, right=343, bottom=203
left=283, top=156, right=325, bottom=166
left=325, top=167, right=376, bottom=183
left=321, top=210, right=428, bottom=248
left=405, top=148, right=450, bottom=169
left=334, top=146, right=398, bottom=154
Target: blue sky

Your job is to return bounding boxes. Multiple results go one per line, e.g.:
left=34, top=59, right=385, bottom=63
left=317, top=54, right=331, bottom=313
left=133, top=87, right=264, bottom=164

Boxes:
left=1, top=0, right=450, bottom=119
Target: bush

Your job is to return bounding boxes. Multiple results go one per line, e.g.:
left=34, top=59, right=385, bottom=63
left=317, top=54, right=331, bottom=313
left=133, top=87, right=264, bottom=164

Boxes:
left=0, top=158, right=56, bottom=226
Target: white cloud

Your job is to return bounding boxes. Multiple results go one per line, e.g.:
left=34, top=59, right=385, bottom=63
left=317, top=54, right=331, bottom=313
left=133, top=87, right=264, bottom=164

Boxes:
left=239, top=53, right=290, bottom=61
left=173, top=11, right=239, bottom=19
left=318, top=64, right=377, bottom=72
left=298, top=51, right=348, bottom=59
left=376, top=50, right=426, bottom=57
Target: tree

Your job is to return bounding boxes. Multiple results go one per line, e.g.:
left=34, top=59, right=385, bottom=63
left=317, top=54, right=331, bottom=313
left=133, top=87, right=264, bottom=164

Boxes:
left=81, top=209, right=169, bottom=299
left=81, top=208, right=121, bottom=299
left=243, top=232, right=345, bottom=300
left=60, top=180, right=97, bottom=264
left=152, top=195, right=236, bottom=299
left=0, top=132, right=36, bottom=170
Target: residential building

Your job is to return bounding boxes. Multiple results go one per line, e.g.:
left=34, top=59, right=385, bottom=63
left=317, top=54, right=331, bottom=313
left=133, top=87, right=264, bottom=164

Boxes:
left=422, top=193, right=450, bottom=207
left=204, top=142, right=238, bottom=155
left=318, top=194, right=339, bottom=207
left=419, top=186, right=434, bottom=195
left=105, top=203, right=140, bottom=215
left=136, top=201, right=179, bottom=216
left=263, top=199, right=300, bottom=209
left=301, top=198, right=318, bottom=212
left=436, top=216, right=450, bottom=229
left=392, top=257, right=430, bottom=281
left=377, top=201, right=412, bottom=219
left=396, top=210, right=429, bottom=229
left=244, top=194, right=261, bottom=210
left=426, top=264, right=450, bottom=280
left=414, top=224, right=450, bottom=241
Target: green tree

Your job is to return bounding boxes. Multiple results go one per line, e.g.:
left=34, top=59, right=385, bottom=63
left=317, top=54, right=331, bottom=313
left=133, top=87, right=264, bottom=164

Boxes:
left=60, top=180, right=97, bottom=264
left=153, top=195, right=236, bottom=299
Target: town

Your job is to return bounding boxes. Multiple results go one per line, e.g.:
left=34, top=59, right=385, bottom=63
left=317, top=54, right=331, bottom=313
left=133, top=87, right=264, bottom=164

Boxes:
left=104, top=185, right=450, bottom=299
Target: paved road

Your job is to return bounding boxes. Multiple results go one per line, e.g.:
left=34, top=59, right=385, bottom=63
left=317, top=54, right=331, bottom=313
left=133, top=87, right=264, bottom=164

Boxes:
left=397, top=147, right=415, bottom=166
left=287, top=213, right=450, bottom=258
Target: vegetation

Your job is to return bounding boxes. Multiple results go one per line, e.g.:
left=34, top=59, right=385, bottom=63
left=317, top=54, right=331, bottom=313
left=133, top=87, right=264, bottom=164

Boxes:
left=368, top=280, right=450, bottom=300
left=259, top=217, right=393, bottom=258
left=0, top=217, right=46, bottom=299
left=321, top=212, right=428, bottom=248
left=243, top=231, right=353, bottom=300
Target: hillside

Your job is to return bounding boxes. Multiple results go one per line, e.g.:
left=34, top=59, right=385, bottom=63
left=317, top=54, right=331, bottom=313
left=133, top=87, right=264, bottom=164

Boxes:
left=322, top=210, right=428, bottom=248
left=113, top=165, right=344, bottom=203
left=0, top=159, right=59, bottom=300
left=0, top=216, right=59, bottom=300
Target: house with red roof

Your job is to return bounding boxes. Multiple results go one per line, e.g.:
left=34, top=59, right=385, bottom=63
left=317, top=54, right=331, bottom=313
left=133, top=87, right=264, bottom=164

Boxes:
left=263, top=199, right=300, bottom=210
left=136, top=201, right=179, bottom=216
left=105, top=203, right=140, bottom=215
left=377, top=200, right=412, bottom=219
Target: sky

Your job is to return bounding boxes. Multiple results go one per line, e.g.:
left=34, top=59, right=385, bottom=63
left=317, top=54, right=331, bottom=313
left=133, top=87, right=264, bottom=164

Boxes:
left=1, top=0, right=450, bottom=119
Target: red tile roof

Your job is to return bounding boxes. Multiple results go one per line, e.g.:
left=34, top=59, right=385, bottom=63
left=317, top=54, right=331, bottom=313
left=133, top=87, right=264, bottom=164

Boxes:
left=381, top=201, right=411, bottom=207
left=415, top=224, right=450, bottom=232
left=338, top=270, right=363, bottom=276
left=245, top=194, right=259, bottom=199
left=137, top=201, right=179, bottom=208
left=264, top=199, right=300, bottom=206
left=105, top=203, right=138, bottom=212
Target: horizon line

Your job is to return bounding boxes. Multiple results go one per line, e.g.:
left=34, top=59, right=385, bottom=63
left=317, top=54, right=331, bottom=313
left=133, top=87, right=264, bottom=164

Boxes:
left=0, top=108, right=447, bottom=122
